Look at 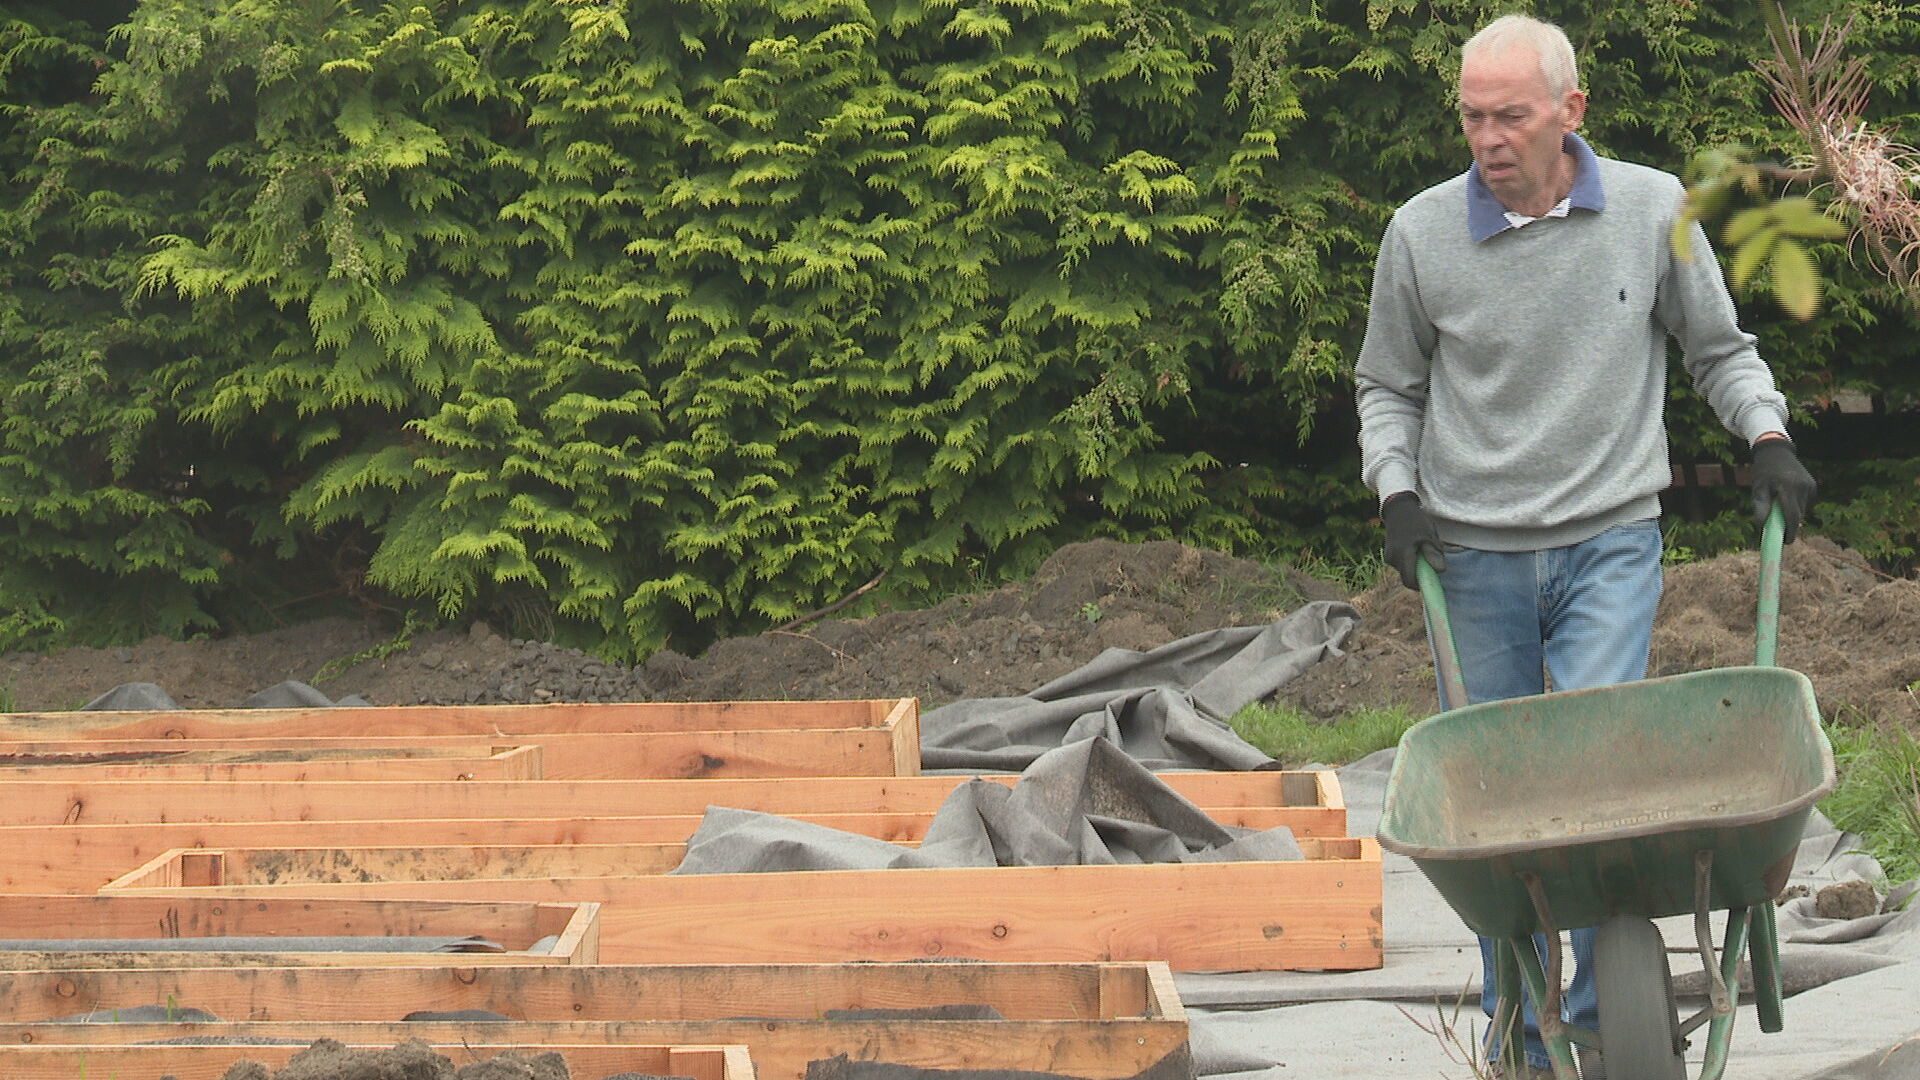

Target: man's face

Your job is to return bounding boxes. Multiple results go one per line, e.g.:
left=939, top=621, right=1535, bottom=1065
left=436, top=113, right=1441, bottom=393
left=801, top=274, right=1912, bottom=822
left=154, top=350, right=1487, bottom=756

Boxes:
left=1458, top=44, right=1586, bottom=214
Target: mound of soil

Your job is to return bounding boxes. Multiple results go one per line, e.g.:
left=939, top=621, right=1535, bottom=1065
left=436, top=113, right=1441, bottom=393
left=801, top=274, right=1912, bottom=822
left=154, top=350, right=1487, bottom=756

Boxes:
left=0, top=540, right=1345, bottom=714
left=1273, top=534, right=1920, bottom=729
left=2, top=536, right=1916, bottom=732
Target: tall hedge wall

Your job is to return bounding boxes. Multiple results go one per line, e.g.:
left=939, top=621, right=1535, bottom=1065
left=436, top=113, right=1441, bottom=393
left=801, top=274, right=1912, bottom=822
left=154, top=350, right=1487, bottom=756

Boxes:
left=3, top=0, right=1916, bottom=657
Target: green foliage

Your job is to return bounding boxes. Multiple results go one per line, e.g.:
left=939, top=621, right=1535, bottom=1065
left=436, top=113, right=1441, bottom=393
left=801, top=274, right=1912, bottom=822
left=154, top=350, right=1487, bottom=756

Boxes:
left=1823, top=717, right=1920, bottom=886
left=1676, top=155, right=1849, bottom=320
left=1663, top=508, right=1763, bottom=568
left=1807, top=456, right=1920, bottom=572
left=2, top=0, right=1916, bottom=658
left=1228, top=701, right=1419, bottom=767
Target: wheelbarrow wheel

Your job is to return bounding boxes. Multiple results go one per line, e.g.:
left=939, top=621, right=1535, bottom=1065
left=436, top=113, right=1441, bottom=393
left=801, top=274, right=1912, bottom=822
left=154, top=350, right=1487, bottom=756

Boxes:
left=1594, top=915, right=1686, bottom=1080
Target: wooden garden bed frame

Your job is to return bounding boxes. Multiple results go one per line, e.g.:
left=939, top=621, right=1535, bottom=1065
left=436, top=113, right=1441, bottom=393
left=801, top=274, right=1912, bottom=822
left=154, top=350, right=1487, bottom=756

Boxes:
left=5, top=769, right=1340, bottom=826
left=99, top=838, right=1382, bottom=971
left=0, top=743, right=544, bottom=782
left=0, top=697, right=919, bottom=779
left=0, top=895, right=599, bottom=967
left=0, top=771, right=1344, bottom=894
left=0, top=961, right=1185, bottom=1080
left=0, top=803, right=1333, bottom=895
left=0, top=698, right=915, bottom=738
left=0, top=1041, right=752, bottom=1080
left=0, top=725, right=912, bottom=779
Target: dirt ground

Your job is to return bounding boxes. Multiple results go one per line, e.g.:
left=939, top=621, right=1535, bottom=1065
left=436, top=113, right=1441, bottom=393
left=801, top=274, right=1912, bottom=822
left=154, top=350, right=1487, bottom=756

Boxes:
left=2, top=535, right=1916, bottom=733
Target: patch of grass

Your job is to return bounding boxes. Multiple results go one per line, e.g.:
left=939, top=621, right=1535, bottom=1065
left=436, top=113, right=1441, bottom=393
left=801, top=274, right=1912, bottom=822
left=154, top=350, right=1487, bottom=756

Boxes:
left=1285, top=547, right=1387, bottom=597
left=1821, top=716, right=1920, bottom=888
left=1229, top=701, right=1420, bottom=767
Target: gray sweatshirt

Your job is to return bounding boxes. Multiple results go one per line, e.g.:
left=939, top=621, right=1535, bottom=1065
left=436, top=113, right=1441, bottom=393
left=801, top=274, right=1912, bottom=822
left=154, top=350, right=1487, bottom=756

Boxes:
left=1354, top=138, right=1790, bottom=551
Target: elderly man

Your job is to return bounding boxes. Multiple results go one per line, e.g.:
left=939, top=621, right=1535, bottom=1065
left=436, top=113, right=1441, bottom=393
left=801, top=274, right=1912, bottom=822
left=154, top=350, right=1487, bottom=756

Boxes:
left=1353, top=12, right=1817, bottom=1078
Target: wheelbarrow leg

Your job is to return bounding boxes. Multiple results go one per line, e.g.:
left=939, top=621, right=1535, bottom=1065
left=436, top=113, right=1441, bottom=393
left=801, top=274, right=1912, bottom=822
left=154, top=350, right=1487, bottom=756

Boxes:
left=1749, top=899, right=1786, bottom=1033
left=1519, top=872, right=1583, bottom=1079
left=1491, top=938, right=1528, bottom=1076
left=1507, top=937, right=1581, bottom=1079
left=1698, top=904, right=1753, bottom=1080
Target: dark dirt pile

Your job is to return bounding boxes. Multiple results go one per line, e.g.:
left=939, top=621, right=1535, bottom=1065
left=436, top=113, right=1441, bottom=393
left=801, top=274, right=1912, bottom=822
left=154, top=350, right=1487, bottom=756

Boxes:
left=1, top=536, right=1916, bottom=731
left=0, top=540, right=1345, bottom=713
left=1272, top=534, right=1920, bottom=729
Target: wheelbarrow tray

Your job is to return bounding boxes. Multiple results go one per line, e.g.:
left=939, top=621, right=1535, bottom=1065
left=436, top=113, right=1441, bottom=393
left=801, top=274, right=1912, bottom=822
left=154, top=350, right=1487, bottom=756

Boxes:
left=1377, top=666, right=1835, bottom=938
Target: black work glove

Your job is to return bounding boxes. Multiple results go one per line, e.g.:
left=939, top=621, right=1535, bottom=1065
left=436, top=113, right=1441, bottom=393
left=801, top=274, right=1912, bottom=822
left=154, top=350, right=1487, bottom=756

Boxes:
left=1750, top=438, right=1817, bottom=542
left=1382, top=492, right=1445, bottom=590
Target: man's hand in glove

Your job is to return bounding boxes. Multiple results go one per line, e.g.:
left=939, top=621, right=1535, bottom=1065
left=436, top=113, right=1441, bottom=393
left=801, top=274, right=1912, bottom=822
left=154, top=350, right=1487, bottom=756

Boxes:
left=1751, top=435, right=1817, bottom=542
left=1382, top=491, right=1445, bottom=590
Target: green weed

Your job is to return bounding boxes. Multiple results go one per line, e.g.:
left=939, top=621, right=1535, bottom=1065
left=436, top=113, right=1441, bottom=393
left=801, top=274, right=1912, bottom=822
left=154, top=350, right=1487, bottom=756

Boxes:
left=311, top=611, right=426, bottom=686
left=1286, top=547, right=1387, bottom=597
left=1228, top=701, right=1420, bottom=766
left=1821, top=716, right=1920, bottom=888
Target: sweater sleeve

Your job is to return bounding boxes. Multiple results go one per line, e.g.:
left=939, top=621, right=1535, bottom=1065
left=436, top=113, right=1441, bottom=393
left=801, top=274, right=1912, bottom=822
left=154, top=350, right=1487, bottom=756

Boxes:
left=1354, top=216, right=1438, bottom=503
left=1656, top=207, right=1791, bottom=444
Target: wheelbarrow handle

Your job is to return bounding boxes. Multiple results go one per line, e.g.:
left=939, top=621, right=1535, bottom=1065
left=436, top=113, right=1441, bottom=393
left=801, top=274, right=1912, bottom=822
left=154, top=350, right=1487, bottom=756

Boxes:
left=1416, top=504, right=1788, bottom=708
left=1757, top=502, right=1784, bottom=668
left=1416, top=555, right=1471, bottom=711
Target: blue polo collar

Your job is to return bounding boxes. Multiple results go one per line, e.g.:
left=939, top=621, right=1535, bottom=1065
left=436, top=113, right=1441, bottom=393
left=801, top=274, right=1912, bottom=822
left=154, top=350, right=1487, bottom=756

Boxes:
left=1467, top=132, right=1606, bottom=242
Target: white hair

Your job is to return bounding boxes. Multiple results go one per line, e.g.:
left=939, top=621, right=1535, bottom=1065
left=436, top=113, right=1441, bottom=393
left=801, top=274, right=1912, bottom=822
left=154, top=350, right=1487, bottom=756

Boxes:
left=1462, top=14, right=1580, bottom=99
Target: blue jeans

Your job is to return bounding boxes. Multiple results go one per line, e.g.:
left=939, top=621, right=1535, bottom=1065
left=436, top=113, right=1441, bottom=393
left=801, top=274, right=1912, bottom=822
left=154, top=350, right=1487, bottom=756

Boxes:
left=1427, top=519, right=1664, bottom=1069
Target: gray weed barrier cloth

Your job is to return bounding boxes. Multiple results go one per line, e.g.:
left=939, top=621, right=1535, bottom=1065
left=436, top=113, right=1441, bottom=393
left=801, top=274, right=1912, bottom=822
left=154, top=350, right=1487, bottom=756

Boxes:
left=80, top=681, right=181, bottom=711
left=919, top=601, right=1359, bottom=773
left=81, top=679, right=372, bottom=710
left=672, top=736, right=1303, bottom=873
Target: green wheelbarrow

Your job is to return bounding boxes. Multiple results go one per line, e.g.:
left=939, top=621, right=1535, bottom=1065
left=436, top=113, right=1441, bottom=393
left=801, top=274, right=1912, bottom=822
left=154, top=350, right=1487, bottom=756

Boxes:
left=1376, top=508, right=1836, bottom=1080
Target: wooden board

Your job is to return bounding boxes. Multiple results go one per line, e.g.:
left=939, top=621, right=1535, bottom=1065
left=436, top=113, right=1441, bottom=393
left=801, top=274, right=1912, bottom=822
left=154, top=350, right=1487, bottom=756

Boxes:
left=0, top=727, right=908, bottom=779
left=6, top=770, right=1341, bottom=827
left=100, top=839, right=1382, bottom=971
left=0, top=800, right=1334, bottom=894
left=0, top=961, right=1183, bottom=1080
left=0, top=697, right=915, bottom=738
left=0, top=1042, right=753, bottom=1080
left=0, top=895, right=598, bottom=966
left=0, top=744, right=542, bottom=782
left=0, top=743, right=503, bottom=764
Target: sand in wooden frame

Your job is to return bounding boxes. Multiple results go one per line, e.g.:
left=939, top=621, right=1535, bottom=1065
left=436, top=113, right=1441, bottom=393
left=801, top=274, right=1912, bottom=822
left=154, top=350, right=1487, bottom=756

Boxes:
left=0, top=1042, right=753, bottom=1080
left=0, top=895, right=599, bottom=967
left=0, top=961, right=1187, bottom=1080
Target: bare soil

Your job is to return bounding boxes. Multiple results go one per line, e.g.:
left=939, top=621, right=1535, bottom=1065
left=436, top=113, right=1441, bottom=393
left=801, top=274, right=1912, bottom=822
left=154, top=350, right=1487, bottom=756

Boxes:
left=2, top=535, right=1915, bottom=733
